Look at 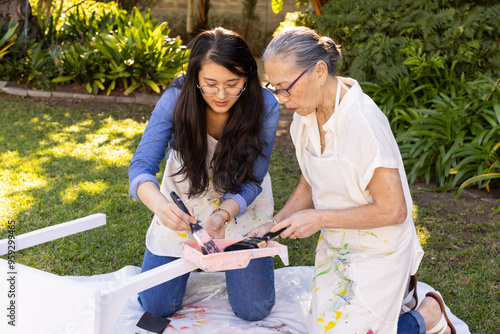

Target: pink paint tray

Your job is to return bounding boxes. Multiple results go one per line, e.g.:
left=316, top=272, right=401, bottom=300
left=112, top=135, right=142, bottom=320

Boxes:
left=181, top=239, right=289, bottom=272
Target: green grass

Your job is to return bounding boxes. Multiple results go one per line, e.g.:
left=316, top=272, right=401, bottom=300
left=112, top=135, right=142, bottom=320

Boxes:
left=0, top=97, right=154, bottom=274
left=0, top=97, right=498, bottom=333
left=409, top=192, right=500, bottom=333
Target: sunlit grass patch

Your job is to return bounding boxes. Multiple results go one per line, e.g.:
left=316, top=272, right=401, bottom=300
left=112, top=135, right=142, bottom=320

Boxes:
left=62, top=181, right=108, bottom=204
left=0, top=98, right=153, bottom=270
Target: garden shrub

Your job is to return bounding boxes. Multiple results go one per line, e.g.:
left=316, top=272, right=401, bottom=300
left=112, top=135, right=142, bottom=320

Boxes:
left=315, top=0, right=500, bottom=85
left=0, top=1, right=187, bottom=95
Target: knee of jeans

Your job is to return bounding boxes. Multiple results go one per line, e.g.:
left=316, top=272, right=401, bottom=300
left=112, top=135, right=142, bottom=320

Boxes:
left=138, top=292, right=180, bottom=318
left=231, top=298, right=275, bottom=321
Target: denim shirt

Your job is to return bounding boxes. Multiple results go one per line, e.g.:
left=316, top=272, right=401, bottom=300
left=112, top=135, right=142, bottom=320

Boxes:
left=128, top=78, right=280, bottom=217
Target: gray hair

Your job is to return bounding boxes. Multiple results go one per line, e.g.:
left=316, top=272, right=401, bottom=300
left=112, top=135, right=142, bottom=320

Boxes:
left=263, top=26, right=342, bottom=75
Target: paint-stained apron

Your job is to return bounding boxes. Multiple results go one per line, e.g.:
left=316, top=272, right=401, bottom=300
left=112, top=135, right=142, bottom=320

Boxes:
left=305, top=152, right=418, bottom=334
left=145, top=134, right=274, bottom=257
left=304, top=80, right=420, bottom=334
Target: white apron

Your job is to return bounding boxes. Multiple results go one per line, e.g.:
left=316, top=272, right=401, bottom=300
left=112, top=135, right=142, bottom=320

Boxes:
left=145, top=134, right=274, bottom=257
left=299, top=79, right=423, bottom=333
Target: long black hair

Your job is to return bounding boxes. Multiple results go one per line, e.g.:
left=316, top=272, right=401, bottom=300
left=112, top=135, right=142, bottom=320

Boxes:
left=171, top=27, right=265, bottom=198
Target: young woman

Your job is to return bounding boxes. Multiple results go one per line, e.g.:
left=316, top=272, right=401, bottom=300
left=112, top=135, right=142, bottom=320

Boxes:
left=253, top=26, right=455, bottom=334
left=128, top=27, right=280, bottom=321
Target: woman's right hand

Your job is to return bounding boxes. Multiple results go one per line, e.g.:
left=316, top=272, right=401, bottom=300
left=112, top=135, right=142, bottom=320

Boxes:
left=156, top=202, right=198, bottom=231
left=137, top=181, right=197, bottom=231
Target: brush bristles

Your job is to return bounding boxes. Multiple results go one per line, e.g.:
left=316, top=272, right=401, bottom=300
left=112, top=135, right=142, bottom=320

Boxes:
left=223, top=238, right=267, bottom=252
left=194, top=230, right=221, bottom=254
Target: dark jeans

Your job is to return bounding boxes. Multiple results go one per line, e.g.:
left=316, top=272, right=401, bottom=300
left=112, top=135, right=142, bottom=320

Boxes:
left=398, top=310, right=426, bottom=334
left=138, top=248, right=276, bottom=321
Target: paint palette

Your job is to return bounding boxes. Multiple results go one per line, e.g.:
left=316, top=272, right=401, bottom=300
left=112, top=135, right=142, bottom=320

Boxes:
left=181, top=239, right=289, bottom=272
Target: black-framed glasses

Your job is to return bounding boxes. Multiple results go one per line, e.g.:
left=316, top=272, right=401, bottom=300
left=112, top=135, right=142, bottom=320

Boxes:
left=196, top=82, right=246, bottom=98
left=265, top=64, right=315, bottom=97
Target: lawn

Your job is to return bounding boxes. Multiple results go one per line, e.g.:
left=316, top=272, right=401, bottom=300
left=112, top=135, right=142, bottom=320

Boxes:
left=0, top=96, right=498, bottom=333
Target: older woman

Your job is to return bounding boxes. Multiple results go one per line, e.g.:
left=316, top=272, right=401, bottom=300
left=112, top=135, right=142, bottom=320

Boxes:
left=253, top=26, right=456, bottom=334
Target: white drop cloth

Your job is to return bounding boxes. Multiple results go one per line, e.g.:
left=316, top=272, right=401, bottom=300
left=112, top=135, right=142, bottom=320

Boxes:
left=69, top=266, right=470, bottom=334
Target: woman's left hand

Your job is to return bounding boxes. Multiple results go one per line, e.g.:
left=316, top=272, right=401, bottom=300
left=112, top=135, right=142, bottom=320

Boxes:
left=247, top=220, right=275, bottom=238
left=204, top=212, right=226, bottom=239
left=272, top=209, right=321, bottom=239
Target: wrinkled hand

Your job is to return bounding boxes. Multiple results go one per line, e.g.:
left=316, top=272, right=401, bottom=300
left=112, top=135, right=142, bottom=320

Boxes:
left=248, top=221, right=275, bottom=238
left=204, top=212, right=226, bottom=239
left=272, top=209, right=321, bottom=239
left=156, top=202, right=197, bottom=231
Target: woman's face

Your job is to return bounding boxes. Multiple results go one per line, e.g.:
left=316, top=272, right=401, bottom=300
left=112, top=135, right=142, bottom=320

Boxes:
left=264, top=59, right=319, bottom=116
left=197, top=61, right=246, bottom=115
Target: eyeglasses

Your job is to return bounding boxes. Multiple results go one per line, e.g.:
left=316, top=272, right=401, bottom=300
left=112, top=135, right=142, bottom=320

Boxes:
left=265, top=64, right=315, bottom=97
left=196, top=82, right=246, bottom=98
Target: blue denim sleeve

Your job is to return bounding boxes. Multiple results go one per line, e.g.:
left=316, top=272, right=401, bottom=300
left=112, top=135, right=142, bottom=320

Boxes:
left=223, top=89, right=280, bottom=216
left=128, top=87, right=180, bottom=199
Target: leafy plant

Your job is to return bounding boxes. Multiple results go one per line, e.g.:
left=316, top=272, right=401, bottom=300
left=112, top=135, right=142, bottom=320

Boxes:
left=393, top=75, right=499, bottom=210
left=0, top=20, right=19, bottom=60
left=273, top=11, right=316, bottom=37
left=57, top=2, right=126, bottom=45
left=0, top=23, right=56, bottom=88
left=3, top=1, right=187, bottom=94
left=271, top=0, right=310, bottom=14
left=314, top=0, right=500, bottom=85
left=51, top=44, right=105, bottom=94
left=91, top=8, right=187, bottom=95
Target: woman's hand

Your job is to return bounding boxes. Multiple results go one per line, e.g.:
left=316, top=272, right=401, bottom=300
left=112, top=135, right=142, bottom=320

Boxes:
left=156, top=202, right=197, bottom=231
left=271, top=209, right=322, bottom=239
left=204, top=200, right=239, bottom=239
left=137, top=182, right=197, bottom=231
left=204, top=212, right=226, bottom=239
left=247, top=220, right=276, bottom=238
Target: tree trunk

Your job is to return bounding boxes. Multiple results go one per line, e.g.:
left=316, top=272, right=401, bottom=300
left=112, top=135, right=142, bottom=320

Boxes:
left=197, top=0, right=210, bottom=32
left=187, top=0, right=194, bottom=34
left=311, top=0, right=328, bottom=15
left=0, top=0, right=38, bottom=39
left=242, top=0, right=258, bottom=45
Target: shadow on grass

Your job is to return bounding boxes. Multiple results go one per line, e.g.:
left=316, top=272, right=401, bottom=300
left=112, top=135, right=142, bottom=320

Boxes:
left=0, top=97, right=156, bottom=275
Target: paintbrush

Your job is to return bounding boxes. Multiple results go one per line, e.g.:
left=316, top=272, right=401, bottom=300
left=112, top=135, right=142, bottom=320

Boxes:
left=223, top=227, right=287, bottom=252
left=170, top=191, right=221, bottom=255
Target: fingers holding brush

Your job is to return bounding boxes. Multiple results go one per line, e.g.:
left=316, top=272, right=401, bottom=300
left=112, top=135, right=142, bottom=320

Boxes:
left=248, top=219, right=276, bottom=238
left=158, top=202, right=197, bottom=231
left=273, top=222, right=297, bottom=239
left=269, top=219, right=296, bottom=239
left=273, top=209, right=321, bottom=240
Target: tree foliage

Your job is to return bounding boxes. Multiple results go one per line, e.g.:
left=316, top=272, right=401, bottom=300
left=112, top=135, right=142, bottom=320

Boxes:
left=314, top=0, right=499, bottom=85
